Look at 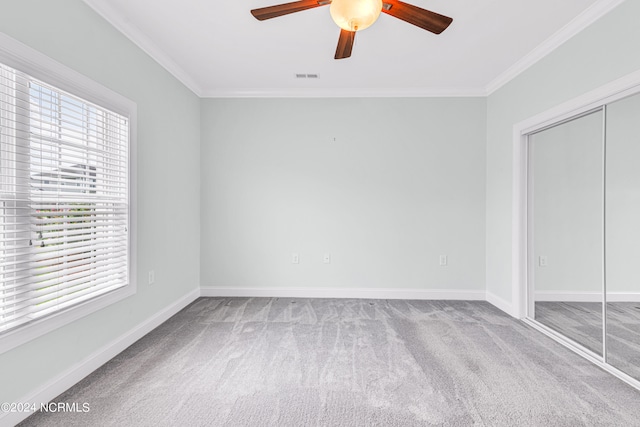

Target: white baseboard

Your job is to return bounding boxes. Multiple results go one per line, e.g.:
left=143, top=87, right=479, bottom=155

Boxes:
left=607, top=293, right=640, bottom=302
left=1, top=288, right=200, bottom=427
left=200, top=286, right=486, bottom=301
left=535, top=291, right=640, bottom=303
left=486, top=291, right=515, bottom=316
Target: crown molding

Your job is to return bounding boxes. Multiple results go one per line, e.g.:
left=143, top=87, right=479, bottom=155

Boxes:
left=485, top=0, right=626, bottom=95
left=201, top=87, right=488, bottom=98
left=82, top=0, right=204, bottom=97
left=84, top=0, right=624, bottom=100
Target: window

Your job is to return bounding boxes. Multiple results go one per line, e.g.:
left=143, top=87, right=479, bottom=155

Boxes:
left=0, top=34, right=136, bottom=351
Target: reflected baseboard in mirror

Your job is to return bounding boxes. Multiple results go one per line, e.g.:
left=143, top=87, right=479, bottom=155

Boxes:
left=607, top=302, right=640, bottom=381
left=535, top=302, right=603, bottom=356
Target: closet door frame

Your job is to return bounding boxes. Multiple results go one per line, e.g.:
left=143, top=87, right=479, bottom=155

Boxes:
left=511, top=69, right=640, bottom=391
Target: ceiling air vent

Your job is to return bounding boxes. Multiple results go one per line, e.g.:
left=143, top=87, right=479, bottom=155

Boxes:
left=295, top=74, right=320, bottom=79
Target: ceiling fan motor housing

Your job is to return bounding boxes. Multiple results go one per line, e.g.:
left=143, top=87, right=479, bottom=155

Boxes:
left=330, top=0, right=383, bottom=31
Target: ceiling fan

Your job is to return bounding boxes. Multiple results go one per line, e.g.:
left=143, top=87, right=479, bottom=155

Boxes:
left=250, top=0, right=453, bottom=59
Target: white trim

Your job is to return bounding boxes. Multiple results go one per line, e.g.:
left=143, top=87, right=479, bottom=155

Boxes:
left=202, top=87, right=488, bottom=99
left=485, top=0, right=625, bottom=95
left=535, top=291, right=640, bottom=303
left=129, top=106, right=139, bottom=326
left=0, top=32, right=139, bottom=355
left=81, top=0, right=203, bottom=97
left=524, top=318, right=604, bottom=363
left=613, top=292, right=638, bottom=302
left=0, top=288, right=136, bottom=356
left=0, top=289, right=200, bottom=427
left=200, top=286, right=485, bottom=300
left=534, top=292, right=602, bottom=303
left=514, top=69, right=640, bottom=135
left=486, top=291, right=514, bottom=316
left=602, top=105, right=609, bottom=360
left=511, top=127, right=529, bottom=319
left=88, top=0, right=624, bottom=99
left=0, top=32, right=136, bottom=117
left=81, top=0, right=483, bottom=99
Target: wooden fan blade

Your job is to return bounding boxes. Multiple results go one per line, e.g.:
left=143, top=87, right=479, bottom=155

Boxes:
left=335, top=29, right=356, bottom=59
left=381, top=0, right=452, bottom=34
left=251, top=0, right=328, bottom=21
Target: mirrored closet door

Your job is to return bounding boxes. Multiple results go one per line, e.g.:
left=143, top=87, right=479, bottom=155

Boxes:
left=605, top=92, right=640, bottom=380
left=529, top=109, right=604, bottom=356
left=527, top=91, right=640, bottom=386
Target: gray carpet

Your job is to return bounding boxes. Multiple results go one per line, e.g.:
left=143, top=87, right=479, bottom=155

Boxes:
left=18, top=298, right=640, bottom=427
left=607, top=302, right=640, bottom=380
left=536, top=301, right=640, bottom=381
left=535, top=302, right=603, bottom=355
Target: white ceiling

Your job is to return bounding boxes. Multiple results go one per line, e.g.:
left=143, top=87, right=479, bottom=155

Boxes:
left=82, top=0, right=621, bottom=97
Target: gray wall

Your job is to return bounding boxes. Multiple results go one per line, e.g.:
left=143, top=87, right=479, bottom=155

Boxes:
left=4, top=0, right=638, bottom=411
left=201, top=98, right=486, bottom=292
left=0, top=0, right=201, bottom=404
left=485, top=0, right=640, bottom=306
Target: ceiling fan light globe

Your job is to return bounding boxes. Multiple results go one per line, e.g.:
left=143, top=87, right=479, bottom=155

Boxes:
left=330, top=0, right=383, bottom=31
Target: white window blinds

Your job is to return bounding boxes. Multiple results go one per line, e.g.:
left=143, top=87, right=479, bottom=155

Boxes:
left=0, top=62, right=129, bottom=334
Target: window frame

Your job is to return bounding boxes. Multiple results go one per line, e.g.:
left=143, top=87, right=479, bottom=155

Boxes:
left=0, top=33, right=137, bottom=355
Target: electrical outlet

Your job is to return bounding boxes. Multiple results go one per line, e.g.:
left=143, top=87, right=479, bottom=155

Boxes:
left=323, top=253, right=331, bottom=264
left=539, top=256, right=548, bottom=267
left=148, top=270, right=155, bottom=285
left=439, top=255, right=448, bottom=266
left=292, top=253, right=299, bottom=264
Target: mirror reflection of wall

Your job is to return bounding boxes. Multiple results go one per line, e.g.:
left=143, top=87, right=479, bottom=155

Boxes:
left=530, top=110, right=604, bottom=356
left=606, top=92, right=640, bottom=381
